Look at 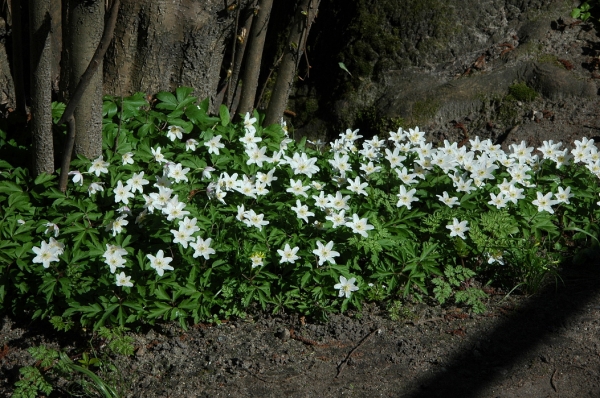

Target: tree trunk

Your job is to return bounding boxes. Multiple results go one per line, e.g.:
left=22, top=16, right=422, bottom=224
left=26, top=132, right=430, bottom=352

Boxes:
left=236, top=0, right=273, bottom=119
left=263, top=0, right=319, bottom=127
left=7, top=0, right=23, bottom=116
left=104, top=0, right=239, bottom=106
left=29, top=0, right=54, bottom=176
left=226, top=1, right=257, bottom=115
left=64, top=0, right=104, bottom=160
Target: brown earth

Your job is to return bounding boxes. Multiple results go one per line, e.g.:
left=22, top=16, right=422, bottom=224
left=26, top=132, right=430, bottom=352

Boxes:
left=1, top=258, right=600, bottom=397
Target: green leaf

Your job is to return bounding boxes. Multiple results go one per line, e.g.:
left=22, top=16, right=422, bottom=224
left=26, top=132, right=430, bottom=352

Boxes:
left=338, top=62, right=352, bottom=76
left=176, top=86, right=194, bottom=103
left=34, top=173, right=56, bottom=186
left=219, top=104, right=230, bottom=127
left=155, top=91, right=178, bottom=110
left=0, top=181, right=23, bottom=194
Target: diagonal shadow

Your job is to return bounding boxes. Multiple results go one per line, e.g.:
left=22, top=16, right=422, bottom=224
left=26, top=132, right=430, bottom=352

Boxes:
left=405, top=259, right=600, bottom=397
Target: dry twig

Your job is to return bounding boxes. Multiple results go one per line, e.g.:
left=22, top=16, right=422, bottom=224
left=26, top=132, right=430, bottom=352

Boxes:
left=335, top=328, right=379, bottom=378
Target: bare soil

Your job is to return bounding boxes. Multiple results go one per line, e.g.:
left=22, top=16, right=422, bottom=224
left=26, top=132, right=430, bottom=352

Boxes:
left=2, top=259, right=600, bottom=398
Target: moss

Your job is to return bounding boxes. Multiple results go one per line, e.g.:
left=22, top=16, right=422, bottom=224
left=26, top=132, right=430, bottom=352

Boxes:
left=409, top=98, right=440, bottom=126
left=353, top=105, right=408, bottom=139
left=507, top=82, right=538, bottom=102
left=304, top=98, right=319, bottom=114
left=497, top=100, right=520, bottom=127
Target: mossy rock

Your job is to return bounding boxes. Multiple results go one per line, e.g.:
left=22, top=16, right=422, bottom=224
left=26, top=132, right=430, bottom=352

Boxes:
left=507, top=82, right=538, bottom=102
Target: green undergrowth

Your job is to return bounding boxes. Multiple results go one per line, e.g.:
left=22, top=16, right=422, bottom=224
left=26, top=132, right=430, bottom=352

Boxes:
left=1, top=86, right=599, bottom=337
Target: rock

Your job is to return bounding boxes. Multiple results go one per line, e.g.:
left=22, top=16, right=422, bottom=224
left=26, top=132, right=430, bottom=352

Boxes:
left=276, top=328, right=291, bottom=341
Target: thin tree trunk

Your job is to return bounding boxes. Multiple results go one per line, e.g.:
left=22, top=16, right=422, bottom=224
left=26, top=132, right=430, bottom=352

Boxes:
left=263, top=0, right=319, bottom=127
left=235, top=0, right=273, bottom=120
left=227, top=1, right=257, bottom=115
left=65, top=0, right=104, bottom=160
left=58, top=0, right=120, bottom=192
left=11, top=0, right=27, bottom=118
left=29, top=0, right=54, bottom=176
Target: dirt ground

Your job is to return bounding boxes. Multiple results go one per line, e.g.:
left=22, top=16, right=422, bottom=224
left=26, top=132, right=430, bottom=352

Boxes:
left=1, top=258, right=600, bottom=398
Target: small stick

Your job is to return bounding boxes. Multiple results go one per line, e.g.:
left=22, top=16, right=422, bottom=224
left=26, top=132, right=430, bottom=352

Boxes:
left=290, top=328, right=320, bottom=346
left=405, top=316, right=445, bottom=326
left=335, top=328, right=379, bottom=378
left=551, top=368, right=558, bottom=392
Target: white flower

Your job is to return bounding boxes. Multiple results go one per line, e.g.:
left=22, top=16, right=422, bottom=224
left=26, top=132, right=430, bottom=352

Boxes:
left=69, top=170, right=83, bottom=186
left=243, top=112, right=257, bottom=134
left=88, top=182, right=104, bottom=196
left=103, top=244, right=127, bottom=262
left=32, top=240, right=60, bottom=268
left=257, top=169, right=278, bottom=186
left=44, top=222, right=59, bottom=237
left=205, top=135, right=225, bottom=155
left=312, top=191, right=329, bottom=210
left=115, top=272, right=134, bottom=287
left=168, top=163, right=190, bottom=183
left=147, top=250, right=174, bottom=276
left=113, top=180, right=134, bottom=205
left=202, top=166, right=216, bottom=180
left=532, top=191, right=559, bottom=214
left=327, top=191, right=351, bottom=211
left=192, top=237, right=216, bottom=260
left=180, top=216, right=201, bottom=235
left=291, top=200, right=315, bottom=223
left=334, top=276, right=359, bottom=299
left=166, top=125, right=184, bottom=141
left=89, top=156, right=109, bottom=176
left=446, top=218, right=469, bottom=239
left=250, top=252, right=264, bottom=268
left=126, top=172, right=149, bottom=194
left=325, top=210, right=347, bottom=228
left=246, top=144, right=270, bottom=167
left=278, top=244, right=300, bottom=264
left=244, top=209, right=269, bottom=230
left=286, top=178, right=310, bottom=198
left=105, top=255, right=126, bottom=274
left=359, top=161, right=381, bottom=176
left=395, top=167, right=418, bottom=185
left=151, top=146, right=166, bottom=164
left=171, top=228, right=194, bottom=248
left=106, top=216, right=129, bottom=236
left=347, top=176, right=368, bottom=196
left=554, top=186, right=573, bottom=204
left=47, top=237, right=65, bottom=255
left=488, top=192, right=509, bottom=209
left=346, top=214, right=374, bottom=237
left=162, top=196, right=190, bottom=221
left=487, top=252, right=504, bottom=265
left=396, top=185, right=419, bottom=209
left=312, top=241, right=340, bottom=265
left=436, top=191, right=459, bottom=208
left=122, top=152, right=134, bottom=165
left=186, top=138, right=199, bottom=151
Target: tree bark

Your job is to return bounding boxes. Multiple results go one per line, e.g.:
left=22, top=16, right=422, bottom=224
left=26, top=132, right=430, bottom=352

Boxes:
left=263, top=0, right=319, bottom=127
left=236, top=0, right=273, bottom=119
left=29, top=0, right=54, bottom=176
left=58, top=0, right=120, bottom=192
left=104, top=0, right=238, bottom=104
left=8, top=0, right=24, bottom=117
left=64, top=0, right=104, bottom=160
left=226, top=1, right=257, bottom=115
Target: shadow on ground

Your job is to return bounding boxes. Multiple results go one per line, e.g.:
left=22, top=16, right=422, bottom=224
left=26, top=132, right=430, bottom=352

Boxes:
left=405, top=260, right=600, bottom=398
